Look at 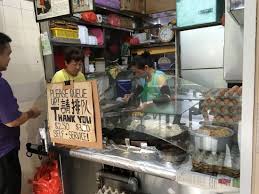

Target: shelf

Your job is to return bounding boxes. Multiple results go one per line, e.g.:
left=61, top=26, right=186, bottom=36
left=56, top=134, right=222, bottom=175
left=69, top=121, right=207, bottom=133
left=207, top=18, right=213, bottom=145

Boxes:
left=95, top=4, right=148, bottom=19
left=131, top=47, right=176, bottom=55
left=51, top=38, right=104, bottom=48
left=131, top=42, right=175, bottom=55
left=63, top=16, right=134, bottom=32
left=130, top=42, right=175, bottom=49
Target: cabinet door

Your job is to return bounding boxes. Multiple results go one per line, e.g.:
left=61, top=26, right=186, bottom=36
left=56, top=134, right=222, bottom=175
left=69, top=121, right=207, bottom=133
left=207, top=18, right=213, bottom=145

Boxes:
left=182, top=69, right=227, bottom=88
left=180, top=26, right=224, bottom=70
left=146, top=0, right=176, bottom=14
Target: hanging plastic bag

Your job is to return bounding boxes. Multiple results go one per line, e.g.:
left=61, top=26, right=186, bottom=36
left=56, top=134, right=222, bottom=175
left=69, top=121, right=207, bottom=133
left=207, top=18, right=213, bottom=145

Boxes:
left=31, top=160, right=63, bottom=194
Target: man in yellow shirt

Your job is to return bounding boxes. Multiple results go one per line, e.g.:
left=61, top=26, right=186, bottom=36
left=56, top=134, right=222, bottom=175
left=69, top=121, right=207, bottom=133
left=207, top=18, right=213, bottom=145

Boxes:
left=51, top=47, right=86, bottom=83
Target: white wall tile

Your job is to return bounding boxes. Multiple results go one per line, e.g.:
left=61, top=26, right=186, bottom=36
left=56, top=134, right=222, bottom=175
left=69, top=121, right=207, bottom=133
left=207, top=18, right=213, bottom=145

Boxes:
left=0, top=6, right=5, bottom=32
left=3, top=6, right=23, bottom=28
left=3, top=0, right=21, bottom=8
left=22, top=9, right=39, bottom=29
left=5, top=26, right=24, bottom=47
left=34, top=46, right=43, bottom=65
left=9, top=46, right=25, bottom=65
left=24, top=29, right=40, bottom=47
left=21, top=0, right=34, bottom=10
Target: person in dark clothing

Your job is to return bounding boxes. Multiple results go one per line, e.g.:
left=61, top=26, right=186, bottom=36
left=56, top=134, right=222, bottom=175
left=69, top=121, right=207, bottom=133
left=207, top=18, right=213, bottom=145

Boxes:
left=0, top=32, right=41, bottom=194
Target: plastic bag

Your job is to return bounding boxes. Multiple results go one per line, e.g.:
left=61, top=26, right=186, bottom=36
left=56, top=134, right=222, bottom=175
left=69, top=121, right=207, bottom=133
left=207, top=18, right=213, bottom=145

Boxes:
left=31, top=160, right=63, bottom=194
left=81, top=12, right=97, bottom=23
left=107, top=14, right=120, bottom=27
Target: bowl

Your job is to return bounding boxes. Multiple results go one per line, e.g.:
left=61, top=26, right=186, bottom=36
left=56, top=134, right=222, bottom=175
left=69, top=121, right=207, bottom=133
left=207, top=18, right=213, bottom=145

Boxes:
left=189, top=125, right=234, bottom=153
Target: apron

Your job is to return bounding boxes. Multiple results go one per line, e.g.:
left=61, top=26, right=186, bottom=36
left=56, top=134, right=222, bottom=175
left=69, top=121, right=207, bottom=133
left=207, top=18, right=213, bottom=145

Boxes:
left=141, top=71, right=164, bottom=102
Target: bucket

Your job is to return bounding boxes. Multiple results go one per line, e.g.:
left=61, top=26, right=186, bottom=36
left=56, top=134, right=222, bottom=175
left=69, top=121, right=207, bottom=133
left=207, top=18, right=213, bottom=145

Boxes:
left=117, top=80, right=132, bottom=97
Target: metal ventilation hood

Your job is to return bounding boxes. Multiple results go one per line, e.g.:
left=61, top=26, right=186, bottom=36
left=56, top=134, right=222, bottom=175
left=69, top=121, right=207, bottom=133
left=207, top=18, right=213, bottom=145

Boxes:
left=228, top=0, right=244, bottom=25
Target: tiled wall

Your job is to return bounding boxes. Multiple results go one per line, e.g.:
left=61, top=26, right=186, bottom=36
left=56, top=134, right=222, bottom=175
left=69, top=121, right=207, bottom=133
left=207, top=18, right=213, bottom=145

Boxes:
left=0, top=0, right=47, bottom=193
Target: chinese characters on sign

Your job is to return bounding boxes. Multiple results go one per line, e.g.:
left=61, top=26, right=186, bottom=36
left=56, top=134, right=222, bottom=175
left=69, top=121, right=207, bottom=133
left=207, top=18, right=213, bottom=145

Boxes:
left=47, top=81, right=101, bottom=147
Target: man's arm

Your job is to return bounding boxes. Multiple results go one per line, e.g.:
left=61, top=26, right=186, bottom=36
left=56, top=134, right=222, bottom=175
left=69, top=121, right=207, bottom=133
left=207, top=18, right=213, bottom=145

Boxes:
left=0, top=80, right=41, bottom=128
left=5, top=108, right=41, bottom=128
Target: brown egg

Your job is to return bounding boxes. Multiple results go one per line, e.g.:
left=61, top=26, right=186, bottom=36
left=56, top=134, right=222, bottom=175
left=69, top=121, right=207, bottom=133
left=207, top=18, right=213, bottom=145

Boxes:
left=226, top=90, right=234, bottom=97
left=219, top=117, right=225, bottom=123
left=232, top=99, right=239, bottom=105
left=228, top=100, right=234, bottom=106
left=238, top=87, right=242, bottom=96
left=214, top=115, right=221, bottom=122
left=219, top=88, right=228, bottom=96
left=224, top=107, right=230, bottom=114
left=216, top=98, right=222, bottom=105
left=233, top=115, right=239, bottom=122
left=207, top=98, right=212, bottom=104
left=228, top=118, right=234, bottom=124
left=224, top=115, right=231, bottom=119
left=202, top=107, right=208, bottom=112
left=230, top=107, right=237, bottom=114
left=224, top=99, right=230, bottom=105
left=232, top=85, right=239, bottom=92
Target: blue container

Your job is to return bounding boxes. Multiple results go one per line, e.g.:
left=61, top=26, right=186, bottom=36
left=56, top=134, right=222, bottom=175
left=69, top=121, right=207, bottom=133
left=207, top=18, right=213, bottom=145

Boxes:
left=117, top=80, right=132, bottom=97
left=177, top=0, right=224, bottom=27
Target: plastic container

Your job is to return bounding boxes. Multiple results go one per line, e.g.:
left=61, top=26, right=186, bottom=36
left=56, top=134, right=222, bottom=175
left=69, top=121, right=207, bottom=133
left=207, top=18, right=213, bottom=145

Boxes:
left=95, top=0, right=120, bottom=10
left=51, top=28, right=78, bottom=39
left=78, top=25, right=89, bottom=44
left=117, top=80, right=132, bottom=97
left=95, top=60, right=106, bottom=72
left=89, top=28, right=104, bottom=45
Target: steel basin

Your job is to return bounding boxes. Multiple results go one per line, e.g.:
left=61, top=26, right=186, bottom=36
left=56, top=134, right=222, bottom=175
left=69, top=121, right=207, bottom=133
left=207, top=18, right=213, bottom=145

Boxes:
left=190, top=125, right=234, bottom=152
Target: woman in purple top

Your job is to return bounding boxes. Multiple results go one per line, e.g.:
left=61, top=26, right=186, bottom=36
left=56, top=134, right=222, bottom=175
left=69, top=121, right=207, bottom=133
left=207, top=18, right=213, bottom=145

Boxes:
left=0, top=33, right=41, bottom=194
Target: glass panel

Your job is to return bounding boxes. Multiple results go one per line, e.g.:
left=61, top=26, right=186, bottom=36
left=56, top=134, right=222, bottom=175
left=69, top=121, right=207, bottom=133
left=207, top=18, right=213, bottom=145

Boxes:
left=100, top=72, right=241, bottom=179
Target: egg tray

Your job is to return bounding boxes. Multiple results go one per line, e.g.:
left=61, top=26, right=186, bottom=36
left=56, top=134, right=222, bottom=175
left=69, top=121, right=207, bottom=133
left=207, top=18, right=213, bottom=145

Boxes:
left=192, top=160, right=240, bottom=178
left=202, top=105, right=241, bottom=114
left=96, top=186, right=128, bottom=194
left=202, top=99, right=241, bottom=108
left=201, top=105, right=241, bottom=125
left=204, top=87, right=242, bottom=99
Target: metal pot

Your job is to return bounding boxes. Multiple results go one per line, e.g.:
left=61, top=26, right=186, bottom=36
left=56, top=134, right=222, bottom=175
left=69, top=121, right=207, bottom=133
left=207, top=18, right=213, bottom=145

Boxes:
left=160, top=148, right=187, bottom=164
left=103, top=112, right=121, bottom=129
left=190, top=125, right=234, bottom=153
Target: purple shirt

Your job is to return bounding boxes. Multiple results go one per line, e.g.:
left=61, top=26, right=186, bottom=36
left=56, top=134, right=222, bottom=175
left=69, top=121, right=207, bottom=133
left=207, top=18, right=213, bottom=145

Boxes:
left=0, top=73, right=21, bottom=158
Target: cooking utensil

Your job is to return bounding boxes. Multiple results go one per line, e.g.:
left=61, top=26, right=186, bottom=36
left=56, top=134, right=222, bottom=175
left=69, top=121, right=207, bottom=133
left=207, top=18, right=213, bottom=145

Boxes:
left=189, top=125, right=234, bottom=152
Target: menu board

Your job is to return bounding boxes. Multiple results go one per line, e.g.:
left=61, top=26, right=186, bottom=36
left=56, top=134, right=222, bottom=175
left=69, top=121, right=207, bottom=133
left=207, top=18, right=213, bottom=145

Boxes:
left=34, top=0, right=71, bottom=21
left=47, top=80, right=102, bottom=149
left=71, top=0, right=94, bottom=13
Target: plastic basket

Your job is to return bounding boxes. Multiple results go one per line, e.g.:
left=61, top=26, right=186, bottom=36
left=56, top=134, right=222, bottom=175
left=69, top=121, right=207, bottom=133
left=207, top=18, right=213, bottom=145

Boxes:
left=51, top=28, right=78, bottom=39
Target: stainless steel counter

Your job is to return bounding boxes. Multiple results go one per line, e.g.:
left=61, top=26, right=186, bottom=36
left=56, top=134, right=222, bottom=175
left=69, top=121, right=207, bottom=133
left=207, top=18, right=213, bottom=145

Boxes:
left=64, top=146, right=240, bottom=194
left=69, top=146, right=178, bottom=181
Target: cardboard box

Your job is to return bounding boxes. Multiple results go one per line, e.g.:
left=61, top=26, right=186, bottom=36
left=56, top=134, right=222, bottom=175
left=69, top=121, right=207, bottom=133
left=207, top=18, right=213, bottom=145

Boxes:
left=121, top=0, right=146, bottom=14
left=146, top=0, right=176, bottom=14
left=120, top=17, right=135, bottom=29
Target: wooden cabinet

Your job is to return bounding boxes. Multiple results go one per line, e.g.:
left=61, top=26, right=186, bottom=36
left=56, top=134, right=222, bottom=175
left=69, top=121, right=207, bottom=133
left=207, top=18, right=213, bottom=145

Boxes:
left=146, top=0, right=176, bottom=14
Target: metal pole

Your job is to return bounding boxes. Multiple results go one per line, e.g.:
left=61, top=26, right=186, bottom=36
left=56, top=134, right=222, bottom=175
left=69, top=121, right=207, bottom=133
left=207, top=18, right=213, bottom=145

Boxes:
left=58, top=154, right=66, bottom=194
